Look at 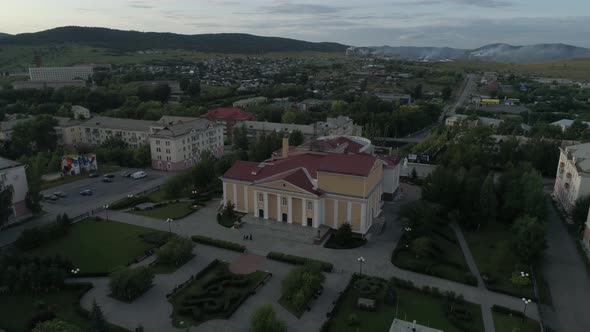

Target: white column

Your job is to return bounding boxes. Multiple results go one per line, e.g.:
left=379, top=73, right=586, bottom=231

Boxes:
left=288, top=196, right=293, bottom=224
left=253, top=190, right=258, bottom=217
left=313, top=200, right=319, bottom=228
left=347, top=201, right=352, bottom=224
left=361, top=203, right=367, bottom=233
left=232, top=183, right=237, bottom=207
left=333, top=199, right=338, bottom=228
left=302, top=199, right=306, bottom=226
left=263, top=192, right=269, bottom=219
left=222, top=182, right=227, bottom=205
left=277, top=194, right=282, bottom=222
left=244, top=187, right=249, bottom=213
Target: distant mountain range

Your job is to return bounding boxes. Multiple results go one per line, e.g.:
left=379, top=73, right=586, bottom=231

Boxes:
left=0, top=26, right=347, bottom=54
left=0, top=33, right=11, bottom=40
left=369, top=43, right=590, bottom=64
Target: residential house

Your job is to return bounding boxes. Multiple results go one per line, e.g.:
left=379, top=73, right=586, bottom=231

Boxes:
left=550, top=119, right=590, bottom=132
left=0, top=157, right=29, bottom=221
left=554, top=143, right=590, bottom=213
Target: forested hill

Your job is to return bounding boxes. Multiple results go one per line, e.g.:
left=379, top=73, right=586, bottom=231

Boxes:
left=0, top=26, right=348, bottom=53
left=0, top=33, right=10, bottom=39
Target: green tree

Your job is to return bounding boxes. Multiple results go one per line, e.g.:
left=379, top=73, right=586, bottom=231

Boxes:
left=109, top=267, right=154, bottom=301
left=249, top=304, right=287, bottom=332
left=511, top=216, right=546, bottom=264
left=410, top=236, right=432, bottom=258
left=281, top=111, right=297, bottom=124
left=334, top=223, right=353, bottom=246
left=233, top=125, right=250, bottom=150
left=479, top=173, right=497, bottom=224
left=133, top=145, right=151, bottom=167
left=25, top=155, right=44, bottom=214
left=32, top=320, right=82, bottom=332
left=154, top=83, right=171, bottom=103
left=179, top=77, right=190, bottom=92
left=441, top=86, right=453, bottom=100
left=330, top=100, right=348, bottom=114
left=187, top=81, right=201, bottom=98
left=281, top=263, right=324, bottom=312
left=89, top=299, right=107, bottom=332
left=0, top=186, right=13, bottom=227
left=288, top=129, right=304, bottom=146
left=156, top=236, right=194, bottom=266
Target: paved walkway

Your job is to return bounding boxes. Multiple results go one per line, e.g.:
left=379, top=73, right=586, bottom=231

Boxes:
left=450, top=223, right=494, bottom=332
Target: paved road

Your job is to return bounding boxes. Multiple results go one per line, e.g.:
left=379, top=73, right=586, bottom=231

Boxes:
left=540, top=204, right=590, bottom=332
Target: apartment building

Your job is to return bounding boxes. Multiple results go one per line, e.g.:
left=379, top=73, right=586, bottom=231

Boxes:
left=60, top=116, right=153, bottom=148
left=0, top=157, right=29, bottom=221
left=202, top=108, right=256, bottom=142
left=242, top=116, right=362, bottom=141
left=317, top=116, right=363, bottom=137
left=149, top=117, right=224, bottom=171
left=222, top=137, right=393, bottom=234
left=554, top=143, right=590, bottom=213
left=29, top=66, right=94, bottom=81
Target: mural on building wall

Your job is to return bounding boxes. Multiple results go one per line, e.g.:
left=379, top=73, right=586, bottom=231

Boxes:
left=61, top=154, right=98, bottom=176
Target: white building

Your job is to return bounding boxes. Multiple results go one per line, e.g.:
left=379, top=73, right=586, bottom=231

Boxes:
left=149, top=116, right=224, bottom=171
left=554, top=143, right=590, bottom=213
left=550, top=119, right=590, bottom=132
left=72, top=105, right=91, bottom=120
left=0, top=157, right=30, bottom=222
left=60, top=116, right=153, bottom=148
left=29, top=66, right=94, bottom=81
left=232, top=96, right=268, bottom=108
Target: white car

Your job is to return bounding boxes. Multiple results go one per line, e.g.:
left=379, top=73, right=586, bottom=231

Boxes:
left=131, top=171, right=147, bottom=179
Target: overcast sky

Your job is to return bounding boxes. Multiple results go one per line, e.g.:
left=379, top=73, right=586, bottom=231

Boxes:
left=2, top=0, right=589, bottom=48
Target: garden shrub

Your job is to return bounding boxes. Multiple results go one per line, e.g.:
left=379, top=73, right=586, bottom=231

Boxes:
left=267, top=252, right=333, bottom=272
left=138, top=232, right=169, bottom=247
left=191, top=235, right=246, bottom=252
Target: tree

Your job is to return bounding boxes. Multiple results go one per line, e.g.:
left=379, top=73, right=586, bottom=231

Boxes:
left=133, top=145, right=151, bottom=167
left=179, top=77, right=191, bottom=92
left=187, top=81, right=201, bottom=98
left=281, top=111, right=297, bottom=124
left=281, top=263, right=324, bottom=311
left=233, top=125, right=249, bottom=150
left=156, top=236, right=194, bottom=266
left=511, top=216, right=546, bottom=264
left=154, top=83, right=171, bottom=103
left=0, top=186, right=13, bottom=227
left=249, top=304, right=287, bottom=332
left=289, top=129, right=304, bottom=146
left=25, top=155, right=44, bottom=214
left=32, top=320, right=83, bottom=332
left=109, top=267, right=154, bottom=301
left=410, top=236, right=432, bottom=258
left=441, top=86, right=453, bottom=101
left=89, top=299, right=107, bottom=332
left=334, top=223, right=353, bottom=246
left=479, top=173, right=497, bottom=224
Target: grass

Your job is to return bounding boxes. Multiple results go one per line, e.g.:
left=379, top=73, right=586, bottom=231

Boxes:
left=129, top=201, right=197, bottom=220
left=41, top=165, right=121, bottom=190
left=463, top=223, right=536, bottom=299
left=169, top=261, right=268, bottom=327
left=327, top=278, right=484, bottom=332
left=146, top=190, right=169, bottom=203
left=27, top=218, right=167, bottom=274
left=0, top=285, right=129, bottom=332
left=492, top=311, right=541, bottom=332
left=149, top=253, right=195, bottom=275
left=392, top=226, right=476, bottom=285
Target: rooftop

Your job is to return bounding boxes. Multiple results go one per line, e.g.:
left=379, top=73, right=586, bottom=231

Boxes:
left=242, top=121, right=315, bottom=135
left=0, top=156, right=22, bottom=171
left=151, top=118, right=217, bottom=138
left=78, top=116, right=153, bottom=132
left=389, top=319, right=443, bottom=332
left=204, top=108, right=256, bottom=121
left=564, top=143, right=590, bottom=173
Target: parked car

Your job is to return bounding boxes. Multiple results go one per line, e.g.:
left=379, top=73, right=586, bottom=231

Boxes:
left=120, top=171, right=131, bottom=177
left=43, top=194, right=59, bottom=201
left=53, top=191, right=67, bottom=198
left=131, top=171, right=147, bottom=179
left=79, top=189, right=93, bottom=196
left=102, top=177, right=113, bottom=183
left=104, top=173, right=115, bottom=178
left=88, top=172, right=100, bottom=178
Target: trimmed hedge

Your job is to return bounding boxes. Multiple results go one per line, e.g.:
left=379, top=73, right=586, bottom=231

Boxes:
left=191, top=235, right=246, bottom=252
left=267, top=252, right=333, bottom=272
left=491, top=305, right=525, bottom=318
left=111, top=195, right=152, bottom=210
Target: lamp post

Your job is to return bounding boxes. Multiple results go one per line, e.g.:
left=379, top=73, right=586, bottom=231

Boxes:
left=404, top=227, right=412, bottom=232
left=521, top=298, right=531, bottom=323
left=357, top=256, right=365, bottom=276
left=103, top=204, right=110, bottom=221
left=70, top=268, right=80, bottom=276
left=192, top=190, right=198, bottom=199
left=166, top=218, right=173, bottom=237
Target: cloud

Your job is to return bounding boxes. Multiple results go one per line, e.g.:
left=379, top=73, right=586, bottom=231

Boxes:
left=395, top=0, right=512, bottom=8
left=128, top=0, right=157, bottom=9
left=262, top=3, right=347, bottom=15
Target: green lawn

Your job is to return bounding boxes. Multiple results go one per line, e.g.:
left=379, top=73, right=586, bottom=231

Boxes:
left=392, top=226, right=476, bottom=285
left=129, top=201, right=197, bottom=220
left=169, top=260, right=268, bottom=327
left=146, top=190, right=169, bottom=203
left=327, top=280, right=484, bottom=332
left=0, top=285, right=128, bottom=332
left=463, top=223, right=536, bottom=299
left=493, top=311, right=541, bottom=332
left=27, top=218, right=166, bottom=274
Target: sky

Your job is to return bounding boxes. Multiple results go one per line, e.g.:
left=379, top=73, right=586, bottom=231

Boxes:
left=2, top=0, right=589, bottom=48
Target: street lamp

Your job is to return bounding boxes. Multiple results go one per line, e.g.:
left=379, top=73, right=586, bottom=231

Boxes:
left=103, top=204, right=110, bottom=221
left=404, top=227, right=412, bottom=232
left=520, top=271, right=530, bottom=278
left=191, top=190, right=198, bottom=199
left=521, top=298, right=532, bottom=323
left=357, top=257, right=365, bottom=276
left=70, top=268, right=80, bottom=276
left=166, top=218, right=174, bottom=237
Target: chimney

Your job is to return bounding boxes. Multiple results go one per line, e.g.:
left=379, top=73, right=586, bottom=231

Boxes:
left=282, top=134, right=289, bottom=159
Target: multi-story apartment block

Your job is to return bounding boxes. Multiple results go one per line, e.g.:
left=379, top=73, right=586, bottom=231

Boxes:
left=202, top=108, right=256, bottom=142
left=0, top=157, right=29, bottom=221
left=317, top=116, right=363, bottom=137
left=29, top=66, right=94, bottom=81
left=554, top=143, right=590, bottom=213
left=222, top=136, right=399, bottom=234
left=241, top=116, right=362, bottom=141
left=149, top=117, right=224, bottom=171
left=60, top=116, right=153, bottom=149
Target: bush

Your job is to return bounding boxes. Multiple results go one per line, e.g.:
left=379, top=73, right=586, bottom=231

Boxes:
left=267, top=252, right=333, bottom=272
left=347, top=313, right=359, bottom=326
left=15, top=214, right=72, bottom=250
left=191, top=235, right=246, bottom=252
left=334, top=223, right=353, bottom=246
left=139, top=232, right=169, bottom=246
left=109, top=266, right=154, bottom=302
left=491, top=305, right=526, bottom=318
left=281, top=263, right=325, bottom=314
left=110, top=195, right=152, bottom=210
left=156, top=236, right=194, bottom=266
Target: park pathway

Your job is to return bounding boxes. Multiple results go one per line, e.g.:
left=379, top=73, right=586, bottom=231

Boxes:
left=450, top=223, right=495, bottom=332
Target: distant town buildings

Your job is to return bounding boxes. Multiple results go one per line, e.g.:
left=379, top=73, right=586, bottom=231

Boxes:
left=232, top=96, right=268, bottom=108
left=241, top=116, right=362, bottom=141
left=0, top=157, right=29, bottom=221
left=12, top=80, right=86, bottom=90
left=29, top=66, right=94, bottom=81
left=374, top=93, right=413, bottom=104
left=550, top=119, right=590, bottom=132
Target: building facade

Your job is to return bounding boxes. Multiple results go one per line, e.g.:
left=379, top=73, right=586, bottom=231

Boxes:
left=221, top=137, right=387, bottom=234
left=554, top=143, right=590, bottom=213
left=0, top=157, right=29, bottom=221
left=202, top=108, right=256, bottom=142
left=60, top=116, right=153, bottom=149
left=29, top=66, right=94, bottom=81
left=232, top=96, right=267, bottom=108
left=149, top=117, right=224, bottom=171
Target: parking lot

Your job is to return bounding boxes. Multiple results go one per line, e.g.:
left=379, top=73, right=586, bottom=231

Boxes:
left=41, top=169, right=172, bottom=217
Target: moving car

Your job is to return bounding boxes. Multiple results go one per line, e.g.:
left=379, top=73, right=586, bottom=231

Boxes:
left=104, top=173, right=115, bottom=178
left=120, top=171, right=131, bottom=177
left=88, top=172, right=100, bottom=178
left=79, top=189, right=93, bottom=196
left=53, top=191, right=67, bottom=198
left=43, top=194, right=59, bottom=201
left=102, top=177, right=113, bottom=183
left=131, top=171, right=147, bottom=179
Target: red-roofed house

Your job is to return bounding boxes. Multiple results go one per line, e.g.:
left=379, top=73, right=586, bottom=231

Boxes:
left=221, top=137, right=387, bottom=234
left=202, top=108, right=256, bottom=142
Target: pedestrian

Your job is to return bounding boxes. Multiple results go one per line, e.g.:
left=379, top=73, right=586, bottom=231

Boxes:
left=249, top=233, right=253, bottom=240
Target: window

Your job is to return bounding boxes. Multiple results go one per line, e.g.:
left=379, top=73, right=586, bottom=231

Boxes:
left=307, top=201, right=313, bottom=210
left=282, top=198, right=287, bottom=206
left=166, top=149, right=170, bottom=154
left=258, top=193, right=263, bottom=202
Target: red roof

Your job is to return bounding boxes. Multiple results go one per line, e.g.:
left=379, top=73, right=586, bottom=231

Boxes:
left=204, top=108, right=256, bottom=121
left=223, top=152, right=378, bottom=191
